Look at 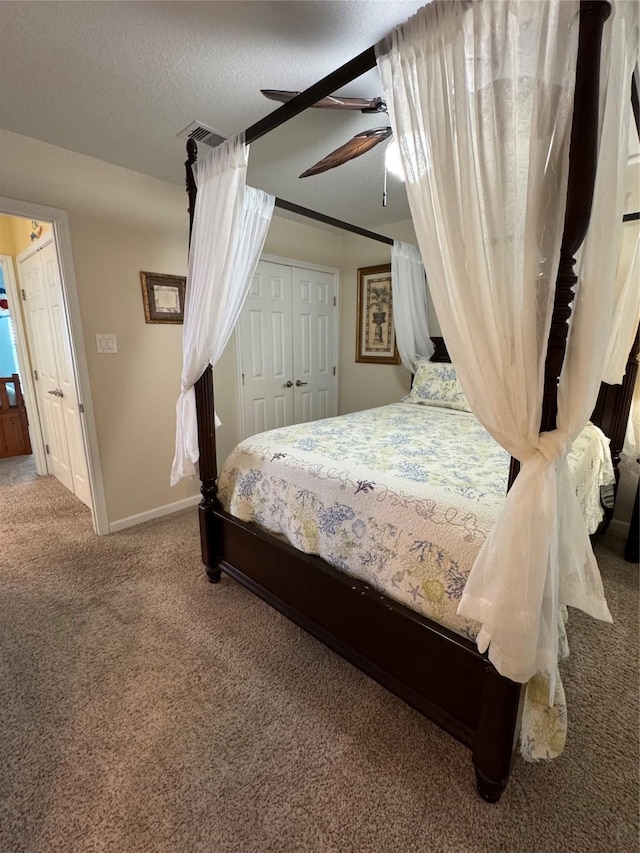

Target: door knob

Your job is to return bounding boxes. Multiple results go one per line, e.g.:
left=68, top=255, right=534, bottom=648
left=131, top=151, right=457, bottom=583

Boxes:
left=283, top=380, right=293, bottom=388
left=295, top=380, right=308, bottom=387
left=47, top=389, right=64, bottom=398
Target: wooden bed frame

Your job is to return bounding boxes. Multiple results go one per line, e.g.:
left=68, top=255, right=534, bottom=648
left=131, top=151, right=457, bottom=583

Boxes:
left=184, top=1, right=638, bottom=801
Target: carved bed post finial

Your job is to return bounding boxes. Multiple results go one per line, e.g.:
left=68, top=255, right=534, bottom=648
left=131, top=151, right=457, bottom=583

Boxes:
left=185, top=137, right=223, bottom=583
left=185, top=136, right=198, bottom=235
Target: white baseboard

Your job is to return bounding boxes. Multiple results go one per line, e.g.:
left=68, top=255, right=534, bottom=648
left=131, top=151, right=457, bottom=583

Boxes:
left=608, top=518, right=630, bottom=538
left=109, top=494, right=200, bottom=533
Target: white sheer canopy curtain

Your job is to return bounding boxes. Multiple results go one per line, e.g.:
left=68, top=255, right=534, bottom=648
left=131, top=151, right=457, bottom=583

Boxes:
left=603, top=229, right=640, bottom=382
left=595, top=4, right=640, bottom=385
left=391, top=240, right=434, bottom=371
left=377, top=0, right=613, bottom=690
left=171, top=133, right=274, bottom=486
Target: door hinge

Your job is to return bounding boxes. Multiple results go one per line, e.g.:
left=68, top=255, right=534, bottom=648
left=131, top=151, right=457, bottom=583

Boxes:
left=242, top=373, right=245, bottom=386
left=78, top=403, right=85, bottom=414
left=333, top=296, right=336, bottom=307
left=33, top=369, right=38, bottom=381
left=333, top=366, right=336, bottom=376
left=21, top=288, right=26, bottom=301
left=45, top=444, right=50, bottom=455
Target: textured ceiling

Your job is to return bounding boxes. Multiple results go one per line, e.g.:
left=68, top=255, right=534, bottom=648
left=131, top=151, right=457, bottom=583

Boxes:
left=0, top=0, right=427, bottom=229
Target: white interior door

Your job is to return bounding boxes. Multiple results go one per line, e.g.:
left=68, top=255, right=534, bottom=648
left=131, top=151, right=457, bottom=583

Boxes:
left=19, top=239, right=91, bottom=507
left=20, top=246, right=74, bottom=492
left=239, top=261, right=295, bottom=437
left=40, top=241, right=91, bottom=506
left=291, top=267, right=336, bottom=425
left=238, top=259, right=337, bottom=439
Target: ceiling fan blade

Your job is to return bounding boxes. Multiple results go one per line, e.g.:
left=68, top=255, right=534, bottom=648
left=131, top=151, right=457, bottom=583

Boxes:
left=299, top=127, right=392, bottom=178
left=261, top=90, right=386, bottom=112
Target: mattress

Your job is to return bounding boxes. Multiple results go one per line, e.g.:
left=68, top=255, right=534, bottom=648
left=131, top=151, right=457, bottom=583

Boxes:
left=218, top=402, right=615, bottom=760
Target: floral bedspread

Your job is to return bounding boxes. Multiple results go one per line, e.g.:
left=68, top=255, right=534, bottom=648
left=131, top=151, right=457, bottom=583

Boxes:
left=218, top=403, right=615, bottom=761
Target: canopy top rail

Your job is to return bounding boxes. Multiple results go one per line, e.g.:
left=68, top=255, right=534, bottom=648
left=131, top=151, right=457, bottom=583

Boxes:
left=244, top=46, right=377, bottom=146
left=274, top=197, right=393, bottom=245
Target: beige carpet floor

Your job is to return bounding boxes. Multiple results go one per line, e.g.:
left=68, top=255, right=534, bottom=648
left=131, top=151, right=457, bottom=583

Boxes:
left=0, top=456, right=638, bottom=853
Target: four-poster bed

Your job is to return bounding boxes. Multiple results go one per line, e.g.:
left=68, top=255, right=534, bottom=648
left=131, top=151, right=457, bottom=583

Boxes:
left=181, top=1, right=637, bottom=801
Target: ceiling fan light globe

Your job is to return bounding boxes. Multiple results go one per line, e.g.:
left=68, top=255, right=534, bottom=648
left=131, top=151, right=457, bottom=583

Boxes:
left=385, top=139, right=405, bottom=182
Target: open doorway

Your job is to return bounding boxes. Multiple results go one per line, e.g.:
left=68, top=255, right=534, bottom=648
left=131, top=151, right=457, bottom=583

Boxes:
left=0, top=258, right=32, bottom=462
left=0, top=199, right=108, bottom=534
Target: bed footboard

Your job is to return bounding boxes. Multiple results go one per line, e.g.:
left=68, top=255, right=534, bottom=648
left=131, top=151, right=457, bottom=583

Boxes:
left=201, top=503, right=522, bottom=801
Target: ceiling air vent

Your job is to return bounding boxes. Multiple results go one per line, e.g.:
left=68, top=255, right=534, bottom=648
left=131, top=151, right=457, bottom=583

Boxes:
left=177, top=121, right=228, bottom=149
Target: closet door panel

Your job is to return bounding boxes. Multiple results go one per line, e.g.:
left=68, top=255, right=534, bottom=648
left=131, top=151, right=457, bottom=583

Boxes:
left=291, top=268, right=336, bottom=425
left=239, top=261, right=294, bottom=437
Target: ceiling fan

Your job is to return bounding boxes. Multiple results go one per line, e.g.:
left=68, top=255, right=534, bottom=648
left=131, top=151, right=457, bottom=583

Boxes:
left=261, top=90, right=393, bottom=179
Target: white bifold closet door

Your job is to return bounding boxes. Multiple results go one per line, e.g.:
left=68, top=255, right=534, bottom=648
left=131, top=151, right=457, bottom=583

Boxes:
left=238, top=260, right=337, bottom=438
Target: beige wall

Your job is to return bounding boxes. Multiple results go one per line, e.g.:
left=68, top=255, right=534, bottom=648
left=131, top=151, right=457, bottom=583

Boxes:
left=338, top=232, right=409, bottom=413
left=0, top=130, right=196, bottom=524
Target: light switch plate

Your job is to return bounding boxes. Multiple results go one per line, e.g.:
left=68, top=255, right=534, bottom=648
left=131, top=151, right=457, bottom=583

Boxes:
left=96, top=333, right=118, bottom=354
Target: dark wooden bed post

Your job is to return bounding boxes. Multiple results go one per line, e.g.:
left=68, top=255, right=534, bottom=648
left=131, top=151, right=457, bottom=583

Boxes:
left=196, top=362, right=222, bottom=583
left=477, top=0, right=611, bottom=802
left=185, top=136, right=223, bottom=584
left=508, top=0, right=612, bottom=489
left=541, top=0, right=611, bottom=433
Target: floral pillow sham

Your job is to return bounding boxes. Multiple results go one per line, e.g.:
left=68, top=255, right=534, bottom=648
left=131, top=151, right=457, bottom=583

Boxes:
left=403, top=360, right=472, bottom=412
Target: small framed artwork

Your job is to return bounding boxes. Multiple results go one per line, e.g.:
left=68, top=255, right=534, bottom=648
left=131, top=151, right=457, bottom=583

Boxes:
left=140, top=271, right=186, bottom=324
left=356, top=264, right=400, bottom=364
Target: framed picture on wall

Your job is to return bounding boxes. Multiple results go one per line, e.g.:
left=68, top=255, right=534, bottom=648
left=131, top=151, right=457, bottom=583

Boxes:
left=355, top=264, right=400, bottom=364
left=140, top=271, right=186, bottom=324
